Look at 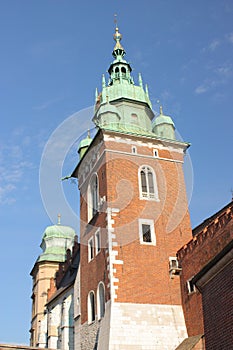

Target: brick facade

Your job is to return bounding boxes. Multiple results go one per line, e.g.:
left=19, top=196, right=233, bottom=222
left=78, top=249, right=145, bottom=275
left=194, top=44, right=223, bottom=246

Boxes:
left=177, top=201, right=233, bottom=339
left=73, top=128, right=192, bottom=349
left=200, top=258, right=233, bottom=349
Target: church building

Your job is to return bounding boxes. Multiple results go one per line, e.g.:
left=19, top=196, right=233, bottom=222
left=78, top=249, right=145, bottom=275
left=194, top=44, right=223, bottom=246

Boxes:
left=71, top=25, right=192, bottom=349
left=30, top=25, right=194, bottom=349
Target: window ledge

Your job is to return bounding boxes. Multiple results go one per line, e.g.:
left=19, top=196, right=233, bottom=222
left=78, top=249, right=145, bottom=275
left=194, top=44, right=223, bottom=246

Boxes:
left=139, top=196, right=160, bottom=202
left=140, top=241, right=156, bottom=246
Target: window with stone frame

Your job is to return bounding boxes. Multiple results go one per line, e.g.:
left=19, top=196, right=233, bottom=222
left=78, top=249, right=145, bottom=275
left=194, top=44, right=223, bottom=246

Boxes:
left=139, top=165, right=158, bottom=200
left=139, top=219, right=156, bottom=245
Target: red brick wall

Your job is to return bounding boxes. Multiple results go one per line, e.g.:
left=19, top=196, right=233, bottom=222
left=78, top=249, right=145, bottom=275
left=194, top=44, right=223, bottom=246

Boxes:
left=177, top=205, right=233, bottom=336
left=78, top=130, right=192, bottom=323
left=202, top=259, right=233, bottom=350
left=104, top=139, right=192, bottom=304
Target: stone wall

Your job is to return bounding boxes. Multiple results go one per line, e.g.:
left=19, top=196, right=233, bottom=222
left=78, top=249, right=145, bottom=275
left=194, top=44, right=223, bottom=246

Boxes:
left=106, top=302, right=187, bottom=350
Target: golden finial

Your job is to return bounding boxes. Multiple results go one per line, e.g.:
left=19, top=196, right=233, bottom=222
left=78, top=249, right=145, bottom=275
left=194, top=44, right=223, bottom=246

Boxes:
left=57, top=213, right=61, bottom=225
left=160, top=105, right=163, bottom=115
left=113, top=14, right=123, bottom=49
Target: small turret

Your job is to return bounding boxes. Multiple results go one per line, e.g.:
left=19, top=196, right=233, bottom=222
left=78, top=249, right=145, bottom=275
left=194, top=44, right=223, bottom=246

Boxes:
left=38, top=215, right=76, bottom=262
left=152, top=106, right=176, bottom=140
left=78, top=130, right=92, bottom=160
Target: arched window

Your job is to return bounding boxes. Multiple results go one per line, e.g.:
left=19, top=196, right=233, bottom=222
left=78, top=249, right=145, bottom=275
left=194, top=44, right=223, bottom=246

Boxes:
left=139, top=166, right=158, bottom=200
left=87, top=173, right=99, bottom=222
left=97, top=282, right=105, bottom=319
left=88, top=291, right=95, bottom=324
left=121, top=66, right=126, bottom=78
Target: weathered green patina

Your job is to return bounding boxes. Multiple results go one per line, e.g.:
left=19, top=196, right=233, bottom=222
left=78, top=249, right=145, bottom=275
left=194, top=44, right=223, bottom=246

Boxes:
left=38, top=223, right=75, bottom=262
left=152, top=106, right=176, bottom=140
left=78, top=131, right=92, bottom=159
left=78, top=26, right=180, bottom=158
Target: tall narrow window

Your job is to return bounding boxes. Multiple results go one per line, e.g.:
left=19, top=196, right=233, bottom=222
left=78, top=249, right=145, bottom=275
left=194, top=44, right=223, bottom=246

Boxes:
left=88, top=173, right=99, bottom=222
left=121, top=66, right=126, bottom=78
left=88, top=237, right=94, bottom=262
left=88, top=291, right=95, bottom=324
left=95, top=229, right=101, bottom=255
left=139, top=166, right=158, bottom=200
left=97, top=282, right=105, bottom=319
left=91, top=174, right=98, bottom=216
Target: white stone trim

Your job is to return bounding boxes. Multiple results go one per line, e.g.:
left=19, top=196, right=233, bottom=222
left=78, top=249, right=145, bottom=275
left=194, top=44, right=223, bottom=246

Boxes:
left=106, top=207, right=123, bottom=302
left=78, top=146, right=183, bottom=190
left=105, top=148, right=184, bottom=163
left=103, top=133, right=187, bottom=153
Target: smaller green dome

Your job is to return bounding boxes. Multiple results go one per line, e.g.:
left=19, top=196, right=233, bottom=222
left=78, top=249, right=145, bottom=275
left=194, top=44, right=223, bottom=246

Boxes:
left=152, top=107, right=175, bottom=128
left=78, top=131, right=92, bottom=159
left=38, top=221, right=76, bottom=263
left=43, top=225, right=75, bottom=239
left=78, top=136, right=92, bottom=149
left=152, top=106, right=176, bottom=140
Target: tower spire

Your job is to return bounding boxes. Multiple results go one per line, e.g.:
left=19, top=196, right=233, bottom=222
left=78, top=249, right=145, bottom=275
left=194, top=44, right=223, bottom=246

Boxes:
left=112, top=19, right=125, bottom=59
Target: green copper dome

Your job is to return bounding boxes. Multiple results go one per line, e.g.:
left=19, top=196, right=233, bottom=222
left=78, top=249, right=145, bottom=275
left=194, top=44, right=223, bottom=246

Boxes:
left=93, top=25, right=154, bottom=134
left=78, top=131, right=92, bottom=159
left=38, top=220, right=76, bottom=262
left=152, top=106, right=176, bottom=140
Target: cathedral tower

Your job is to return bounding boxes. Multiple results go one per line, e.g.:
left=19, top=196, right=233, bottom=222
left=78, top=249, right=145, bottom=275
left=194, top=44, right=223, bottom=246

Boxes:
left=30, top=218, right=76, bottom=347
left=72, top=26, right=192, bottom=350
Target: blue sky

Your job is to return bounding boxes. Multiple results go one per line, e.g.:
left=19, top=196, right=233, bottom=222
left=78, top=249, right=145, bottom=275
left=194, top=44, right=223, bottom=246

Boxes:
left=0, top=0, right=233, bottom=345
